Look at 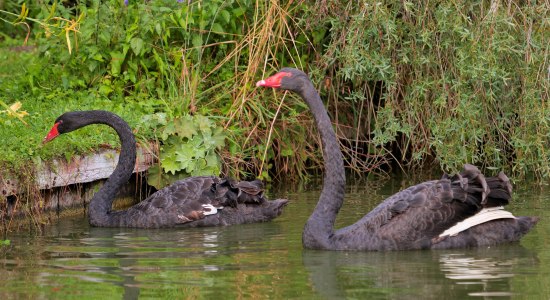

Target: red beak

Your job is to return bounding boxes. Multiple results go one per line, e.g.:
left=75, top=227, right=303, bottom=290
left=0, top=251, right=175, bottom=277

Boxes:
left=43, top=122, right=61, bottom=144
left=256, top=71, right=292, bottom=88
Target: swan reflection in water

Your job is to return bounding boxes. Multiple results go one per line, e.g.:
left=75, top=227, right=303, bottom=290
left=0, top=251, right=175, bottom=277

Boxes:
left=303, top=245, right=538, bottom=299
left=438, top=248, right=537, bottom=297
left=38, top=217, right=284, bottom=298
left=440, top=253, right=514, bottom=281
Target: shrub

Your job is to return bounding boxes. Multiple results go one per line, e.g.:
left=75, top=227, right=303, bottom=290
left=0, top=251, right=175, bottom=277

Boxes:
left=296, top=0, right=548, bottom=179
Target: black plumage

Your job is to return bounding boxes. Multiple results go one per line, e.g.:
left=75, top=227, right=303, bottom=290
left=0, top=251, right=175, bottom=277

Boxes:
left=43, top=110, right=288, bottom=228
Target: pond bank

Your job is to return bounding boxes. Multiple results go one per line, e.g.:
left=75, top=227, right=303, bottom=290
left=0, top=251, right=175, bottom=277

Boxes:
left=1, top=146, right=156, bottom=233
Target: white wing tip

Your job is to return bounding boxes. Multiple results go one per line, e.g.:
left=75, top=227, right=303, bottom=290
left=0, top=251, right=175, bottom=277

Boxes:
left=439, top=207, right=516, bottom=238
left=202, top=204, right=219, bottom=216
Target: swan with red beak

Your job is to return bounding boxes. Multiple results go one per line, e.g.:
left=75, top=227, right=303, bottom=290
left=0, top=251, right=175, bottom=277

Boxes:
left=257, top=68, right=538, bottom=251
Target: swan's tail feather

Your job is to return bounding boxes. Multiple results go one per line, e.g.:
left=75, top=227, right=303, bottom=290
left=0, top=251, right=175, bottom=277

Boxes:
left=231, top=179, right=266, bottom=204
left=211, top=178, right=267, bottom=207
left=484, top=171, right=512, bottom=208
left=444, top=164, right=512, bottom=209
left=444, top=164, right=488, bottom=209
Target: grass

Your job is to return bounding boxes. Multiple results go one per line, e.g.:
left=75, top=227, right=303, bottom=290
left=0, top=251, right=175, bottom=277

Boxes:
left=0, top=42, right=147, bottom=171
left=0, top=39, right=153, bottom=232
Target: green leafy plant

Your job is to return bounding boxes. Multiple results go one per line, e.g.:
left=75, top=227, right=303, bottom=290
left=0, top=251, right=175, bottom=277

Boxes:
left=137, top=113, right=226, bottom=189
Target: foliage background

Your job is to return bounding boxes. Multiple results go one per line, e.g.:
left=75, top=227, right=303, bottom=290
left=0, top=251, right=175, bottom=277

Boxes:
left=0, top=0, right=548, bottom=185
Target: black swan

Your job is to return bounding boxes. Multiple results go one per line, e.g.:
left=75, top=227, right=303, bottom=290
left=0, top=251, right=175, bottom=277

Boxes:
left=257, top=68, right=538, bottom=250
left=43, top=110, right=288, bottom=228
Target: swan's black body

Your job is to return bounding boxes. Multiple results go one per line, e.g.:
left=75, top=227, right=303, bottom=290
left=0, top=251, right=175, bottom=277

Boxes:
left=257, top=68, right=538, bottom=250
left=43, top=110, right=288, bottom=228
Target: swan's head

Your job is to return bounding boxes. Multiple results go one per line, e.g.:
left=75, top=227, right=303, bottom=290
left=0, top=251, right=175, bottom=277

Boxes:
left=256, top=68, right=310, bottom=93
left=43, top=111, right=92, bottom=143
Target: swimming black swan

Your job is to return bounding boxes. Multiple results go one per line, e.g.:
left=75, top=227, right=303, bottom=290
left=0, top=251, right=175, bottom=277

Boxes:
left=43, top=110, right=288, bottom=228
left=257, top=68, right=538, bottom=250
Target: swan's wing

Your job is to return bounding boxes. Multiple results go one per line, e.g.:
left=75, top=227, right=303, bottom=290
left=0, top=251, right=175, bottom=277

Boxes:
left=124, top=176, right=216, bottom=225
left=177, top=198, right=289, bottom=228
left=126, top=176, right=271, bottom=227
left=339, top=165, right=513, bottom=250
left=431, top=215, right=538, bottom=249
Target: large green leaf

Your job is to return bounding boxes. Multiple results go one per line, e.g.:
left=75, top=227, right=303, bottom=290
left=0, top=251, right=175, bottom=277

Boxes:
left=174, top=143, right=196, bottom=170
left=176, top=116, right=198, bottom=139
left=188, top=158, right=207, bottom=174
left=205, top=152, right=221, bottom=168
left=210, top=127, right=226, bottom=148
left=145, top=165, right=165, bottom=189
left=109, top=51, right=126, bottom=77
left=161, top=151, right=180, bottom=175
left=196, top=115, right=213, bottom=135
left=162, top=122, right=178, bottom=141
left=130, top=37, right=144, bottom=56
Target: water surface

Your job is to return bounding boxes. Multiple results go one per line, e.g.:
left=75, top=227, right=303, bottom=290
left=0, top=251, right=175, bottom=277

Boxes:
left=1, top=177, right=548, bottom=299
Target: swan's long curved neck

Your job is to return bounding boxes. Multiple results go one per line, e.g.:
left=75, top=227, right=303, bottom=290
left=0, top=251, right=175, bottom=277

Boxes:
left=300, top=82, right=346, bottom=249
left=83, top=111, right=136, bottom=227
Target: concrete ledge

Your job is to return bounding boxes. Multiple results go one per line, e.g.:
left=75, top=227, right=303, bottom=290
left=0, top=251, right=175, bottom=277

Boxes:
left=1, top=146, right=156, bottom=197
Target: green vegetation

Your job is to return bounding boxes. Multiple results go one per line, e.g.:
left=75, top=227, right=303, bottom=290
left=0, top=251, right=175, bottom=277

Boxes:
left=299, top=1, right=548, bottom=180
left=138, top=113, right=227, bottom=188
left=0, top=0, right=548, bottom=192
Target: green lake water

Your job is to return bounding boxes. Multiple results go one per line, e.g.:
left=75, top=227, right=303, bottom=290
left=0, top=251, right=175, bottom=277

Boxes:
left=1, top=177, right=548, bottom=299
